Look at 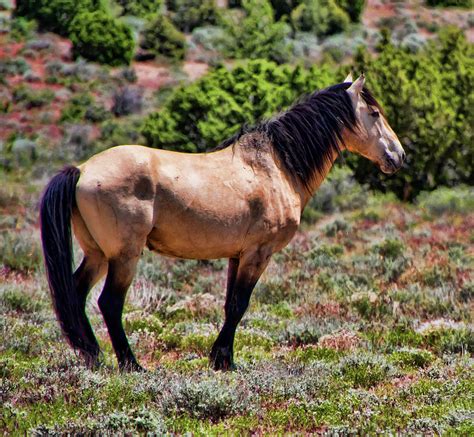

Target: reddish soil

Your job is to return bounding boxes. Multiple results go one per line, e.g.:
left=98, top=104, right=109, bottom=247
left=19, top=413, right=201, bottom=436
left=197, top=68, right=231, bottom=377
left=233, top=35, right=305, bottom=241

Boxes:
left=183, top=61, right=209, bottom=81
left=364, top=0, right=474, bottom=43
left=363, top=0, right=397, bottom=29
left=132, top=63, right=172, bottom=91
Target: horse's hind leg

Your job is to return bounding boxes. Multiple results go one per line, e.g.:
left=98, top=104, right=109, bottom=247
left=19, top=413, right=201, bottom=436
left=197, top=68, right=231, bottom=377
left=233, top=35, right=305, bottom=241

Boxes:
left=98, top=256, right=143, bottom=372
left=73, top=252, right=107, bottom=368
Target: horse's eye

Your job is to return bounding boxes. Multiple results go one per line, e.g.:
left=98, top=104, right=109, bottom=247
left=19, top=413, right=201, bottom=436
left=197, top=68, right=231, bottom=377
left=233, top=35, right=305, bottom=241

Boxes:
left=371, top=111, right=380, bottom=119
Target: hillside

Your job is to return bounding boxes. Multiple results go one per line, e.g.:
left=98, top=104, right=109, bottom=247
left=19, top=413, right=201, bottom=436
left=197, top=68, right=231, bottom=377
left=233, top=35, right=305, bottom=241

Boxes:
left=1, top=0, right=473, bottom=434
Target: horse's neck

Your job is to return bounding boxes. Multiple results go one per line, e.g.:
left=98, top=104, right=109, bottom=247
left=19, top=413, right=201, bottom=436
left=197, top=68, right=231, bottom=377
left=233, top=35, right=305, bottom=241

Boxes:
left=299, top=146, right=340, bottom=209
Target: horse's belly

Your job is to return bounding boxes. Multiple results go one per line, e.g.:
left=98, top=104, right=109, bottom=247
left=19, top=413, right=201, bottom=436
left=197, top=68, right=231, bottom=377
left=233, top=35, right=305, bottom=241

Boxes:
left=146, top=221, right=245, bottom=260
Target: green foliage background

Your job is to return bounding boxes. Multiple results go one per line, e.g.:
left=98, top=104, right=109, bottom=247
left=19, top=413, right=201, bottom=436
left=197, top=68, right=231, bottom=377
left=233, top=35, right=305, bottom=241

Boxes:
left=167, top=0, right=219, bottom=32
left=69, top=10, right=135, bottom=66
left=9, top=0, right=474, bottom=198
left=426, top=0, right=472, bottom=7
left=14, top=0, right=102, bottom=35
left=142, top=60, right=334, bottom=152
left=143, top=28, right=473, bottom=199
left=116, top=0, right=163, bottom=17
left=351, top=28, right=473, bottom=199
left=141, top=14, right=186, bottom=60
left=221, top=0, right=292, bottom=62
left=291, top=0, right=350, bottom=36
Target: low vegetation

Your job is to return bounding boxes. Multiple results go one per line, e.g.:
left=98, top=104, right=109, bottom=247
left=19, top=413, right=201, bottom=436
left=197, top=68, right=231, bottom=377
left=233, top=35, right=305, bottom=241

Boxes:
left=1, top=184, right=472, bottom=434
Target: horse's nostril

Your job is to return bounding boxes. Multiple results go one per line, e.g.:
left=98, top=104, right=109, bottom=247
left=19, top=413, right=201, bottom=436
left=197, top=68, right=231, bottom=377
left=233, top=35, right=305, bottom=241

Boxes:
left=401, top=151, right=406, bottom=162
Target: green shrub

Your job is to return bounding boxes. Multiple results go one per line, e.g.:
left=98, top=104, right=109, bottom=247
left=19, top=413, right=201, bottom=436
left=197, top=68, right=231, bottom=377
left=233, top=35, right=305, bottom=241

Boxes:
left=426, top=0, right=472, bottom=7
left=12, top=85, right=55, bottom=109
left=142, top=59, right=333, bottom=152
left=384, top=326, right=424, bottom=350
left=323, top=219, right=351, bottom=237
left=167, top=0, right=218, bottom=32
left=222, top=0, right=292, bottom=63
left=337, top=353, right=394, bottom=388
left=69, top=10, right=135, bottom=66
left=61, top=124, right=95, bottom=160
left=29, top=409, right=168, bottom=434
left=291, top=0, right=350, bottom=37
left=191, top=26, right=232, bottom=53
left=84, top=103, right=110, bottom=122
left=390, top=348, right=434, bottom=368
left=100, top=119, right=144, bottom=149
left=140, top=14, right=186, bottom=59
left=254, top=277, right=298, bottom=304
left=351, top=27, right=474, bottom=199
left=0, top=230, right=42, bottom=271
left=422, top=326, right=474, bottom=354
left=0, top=288, right=44, bottom=313
left=8, top=138, right=38, bottom=166
left=372, top=239, right=406, bottom=260
left=417, top=186, right=474, bottom=216
left=60, top=93, right=94, bottom=122
left=336, top=0, right=365, bottom=22
left=14, top=0, right=100, bottom=36
left=282, top=318, right=342, bottom=346
left=162, top=378, right=256, bottom=420
left=9, top=17, right=37, bottom=40
left=0, top=57, right=29, bottom=76
left=112, top=87, right=143, bottom=116
left=270, top=0, right=365, bottom=23
left=117, top=0, right=163, bottom=17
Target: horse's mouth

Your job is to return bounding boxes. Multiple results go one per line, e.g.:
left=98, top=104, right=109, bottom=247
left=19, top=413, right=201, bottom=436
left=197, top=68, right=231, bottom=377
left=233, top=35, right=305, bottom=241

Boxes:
left=379, top=153, right=405, bottom=175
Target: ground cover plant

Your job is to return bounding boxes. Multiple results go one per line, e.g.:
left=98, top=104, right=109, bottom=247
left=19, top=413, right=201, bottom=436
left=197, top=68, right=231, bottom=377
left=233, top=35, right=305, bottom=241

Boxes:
left=1, top=181, right=473, bottom=434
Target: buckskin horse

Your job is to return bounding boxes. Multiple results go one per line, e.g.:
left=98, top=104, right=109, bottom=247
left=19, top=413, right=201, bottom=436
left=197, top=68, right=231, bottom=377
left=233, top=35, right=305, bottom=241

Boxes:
left=40, top=74, right=405, bottom=371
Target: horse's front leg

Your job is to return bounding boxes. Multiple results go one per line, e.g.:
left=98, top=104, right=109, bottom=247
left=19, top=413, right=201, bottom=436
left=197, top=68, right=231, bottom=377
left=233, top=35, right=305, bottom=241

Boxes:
left=210, top=248, right=272, bottom=371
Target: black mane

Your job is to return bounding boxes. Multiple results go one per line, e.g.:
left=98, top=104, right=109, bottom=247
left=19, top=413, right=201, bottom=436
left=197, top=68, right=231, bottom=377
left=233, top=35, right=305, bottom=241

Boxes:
left=214, top=82, right=382, bottom=191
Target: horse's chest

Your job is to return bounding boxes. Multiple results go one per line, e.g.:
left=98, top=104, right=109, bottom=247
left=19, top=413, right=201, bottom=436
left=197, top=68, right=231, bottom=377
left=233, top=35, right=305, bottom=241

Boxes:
left=245, top=192, right=301, bottom=248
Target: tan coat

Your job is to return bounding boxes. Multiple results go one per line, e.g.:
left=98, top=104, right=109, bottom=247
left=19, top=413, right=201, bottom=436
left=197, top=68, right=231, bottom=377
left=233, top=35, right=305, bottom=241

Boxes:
left=74, top=136, right=311, bottom=262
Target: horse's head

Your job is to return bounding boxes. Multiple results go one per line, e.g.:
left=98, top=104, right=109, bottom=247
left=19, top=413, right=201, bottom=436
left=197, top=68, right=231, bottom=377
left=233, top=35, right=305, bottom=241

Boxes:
left=343, top=73, right=405, bottom=174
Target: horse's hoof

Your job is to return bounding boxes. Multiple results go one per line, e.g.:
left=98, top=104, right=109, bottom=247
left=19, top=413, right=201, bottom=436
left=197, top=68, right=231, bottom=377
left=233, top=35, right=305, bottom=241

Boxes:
left=210, top=346, right=235, bottom=371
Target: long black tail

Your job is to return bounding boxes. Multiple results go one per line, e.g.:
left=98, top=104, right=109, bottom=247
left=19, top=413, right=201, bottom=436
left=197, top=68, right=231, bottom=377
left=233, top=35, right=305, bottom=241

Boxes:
left=40, top=166, right=86, bottom=352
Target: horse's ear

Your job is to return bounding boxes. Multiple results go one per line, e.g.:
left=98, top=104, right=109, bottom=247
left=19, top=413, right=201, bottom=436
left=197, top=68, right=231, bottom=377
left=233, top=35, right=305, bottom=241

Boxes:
left=347, top=74, right=365, bottom=96
left=344, top=72, right=353, bottom=83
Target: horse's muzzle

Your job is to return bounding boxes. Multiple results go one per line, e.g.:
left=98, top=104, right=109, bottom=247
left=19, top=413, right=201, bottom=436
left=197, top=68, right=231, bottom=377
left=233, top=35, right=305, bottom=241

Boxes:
left=380, top=150, right=406, bottom=174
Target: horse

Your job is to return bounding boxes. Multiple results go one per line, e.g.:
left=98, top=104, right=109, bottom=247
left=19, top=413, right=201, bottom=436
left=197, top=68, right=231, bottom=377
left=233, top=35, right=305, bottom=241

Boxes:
left=40, top=74, right=405, bottom=372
